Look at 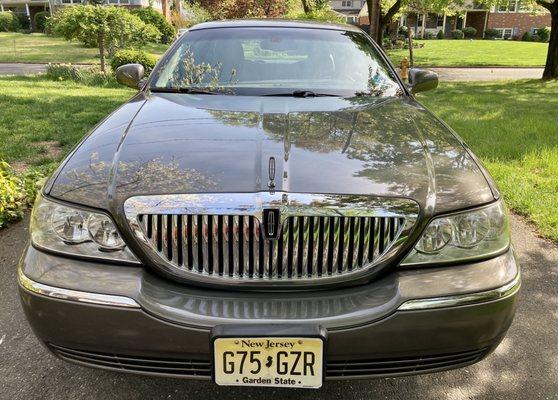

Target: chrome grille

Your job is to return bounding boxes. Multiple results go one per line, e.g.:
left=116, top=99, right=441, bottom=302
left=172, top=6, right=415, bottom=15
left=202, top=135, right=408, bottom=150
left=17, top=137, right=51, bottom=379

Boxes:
left=125, top=192, right=418, bottom=287
left=137, top=214, right=406, bottom=280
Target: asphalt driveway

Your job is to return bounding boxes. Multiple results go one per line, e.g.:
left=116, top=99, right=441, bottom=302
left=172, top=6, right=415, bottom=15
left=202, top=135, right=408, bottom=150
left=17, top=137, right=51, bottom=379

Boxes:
left=1, top=213, right=557, bottom=400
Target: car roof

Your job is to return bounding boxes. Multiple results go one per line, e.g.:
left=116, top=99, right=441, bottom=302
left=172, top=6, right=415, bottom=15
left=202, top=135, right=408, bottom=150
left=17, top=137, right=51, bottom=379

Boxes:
left=189, top=19, right=364, bottom=33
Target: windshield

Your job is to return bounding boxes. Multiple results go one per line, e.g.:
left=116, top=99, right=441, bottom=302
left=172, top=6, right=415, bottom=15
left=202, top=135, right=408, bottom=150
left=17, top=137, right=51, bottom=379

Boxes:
left=150, top=27, right=402, bottom=97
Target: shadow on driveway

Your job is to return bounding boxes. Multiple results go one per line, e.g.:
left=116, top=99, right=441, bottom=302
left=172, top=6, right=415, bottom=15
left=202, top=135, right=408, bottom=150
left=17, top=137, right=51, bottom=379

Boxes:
left=0, top=214, right=556, bottom=400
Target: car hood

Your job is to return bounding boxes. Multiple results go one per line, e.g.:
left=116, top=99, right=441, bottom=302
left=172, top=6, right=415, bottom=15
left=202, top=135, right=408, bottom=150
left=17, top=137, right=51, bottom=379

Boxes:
left=48, top=93, right=494, bottom=216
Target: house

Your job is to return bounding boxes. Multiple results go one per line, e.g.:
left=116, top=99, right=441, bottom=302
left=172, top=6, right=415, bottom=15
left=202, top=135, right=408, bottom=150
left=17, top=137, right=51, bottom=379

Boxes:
left=0, top=0, right=162, bottom=30
left=330, top=0, right=366, bottom=24
left=350, top=0, right=551, bottom=39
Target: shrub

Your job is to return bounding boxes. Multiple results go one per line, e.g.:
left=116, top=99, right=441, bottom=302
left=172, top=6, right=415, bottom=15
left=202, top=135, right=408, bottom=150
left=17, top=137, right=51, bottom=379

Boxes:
left=0, top=11, right=19, bottom=32
left=537, top=26, right=550, bottom=42
left=463, top=26, right=477, bottom=38
left=110, top=49, right=157, bottom=73
left=484, top=28, right=499, bottom=39
left=451, top=29, right=464, bottom=39
left=46, top=63, right=116, bottom=86
left=131, top=7, right=175, bottom=44
left=33, top=11, right=49, bottom=32
left=0, top=161, right=26, bottom=228
left=522, top=31, right=533, bottom=41
left=531, top=34, right=541, bottom=42
left=424, top=31, right=435, bottom=39
left=0, top=161, right=56, bottom=228
left=182, top=2, right=211, bottom=27
left=436, top=30, right=444, bottom=39
left=398, top=26, right=409, bottom=38
left=14, top=13, right=30, bottom=30
left=289, top=4, right=344, bottom=24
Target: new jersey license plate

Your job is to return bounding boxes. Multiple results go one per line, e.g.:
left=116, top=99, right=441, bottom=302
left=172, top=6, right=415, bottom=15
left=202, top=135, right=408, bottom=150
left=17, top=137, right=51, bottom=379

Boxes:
left=213, top=337, right=324, bottom=388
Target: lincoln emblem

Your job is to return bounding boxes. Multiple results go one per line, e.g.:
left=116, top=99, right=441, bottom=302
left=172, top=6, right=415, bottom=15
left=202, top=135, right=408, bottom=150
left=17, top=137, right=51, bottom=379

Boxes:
left=262, top=208, right=281, bottom=240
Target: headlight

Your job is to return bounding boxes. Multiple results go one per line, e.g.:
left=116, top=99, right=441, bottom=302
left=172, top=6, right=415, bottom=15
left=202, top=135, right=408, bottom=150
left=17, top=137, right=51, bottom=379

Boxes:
left=30, top=194, right=138, bottom=263
left=401, top=200, right=509, bottom=266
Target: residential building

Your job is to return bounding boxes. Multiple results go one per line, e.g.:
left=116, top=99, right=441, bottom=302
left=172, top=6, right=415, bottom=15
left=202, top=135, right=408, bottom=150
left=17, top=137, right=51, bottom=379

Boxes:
left=330, top=0, right=366, bottom=24
left=352, top=0, right=551, bottom=39
left=0, top=0, right=162, bottom=30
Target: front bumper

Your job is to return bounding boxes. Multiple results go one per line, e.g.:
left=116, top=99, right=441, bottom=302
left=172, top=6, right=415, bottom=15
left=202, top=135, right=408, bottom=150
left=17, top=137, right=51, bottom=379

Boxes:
left=18, top=245, right=520, bottom=380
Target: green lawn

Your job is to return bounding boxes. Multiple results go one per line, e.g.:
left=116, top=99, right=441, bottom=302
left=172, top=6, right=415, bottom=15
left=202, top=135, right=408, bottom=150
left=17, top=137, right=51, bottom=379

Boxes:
left=420, top=79, right=558, bottom=240
left=1, top=77, right=557, bottom=240
left=0, top=76, right=131, bottom=166
left=387, top=40, right=548, bottom=67
left=0, top=32, right=168, bottom=64
left=0, top=32, right=549, bottom=68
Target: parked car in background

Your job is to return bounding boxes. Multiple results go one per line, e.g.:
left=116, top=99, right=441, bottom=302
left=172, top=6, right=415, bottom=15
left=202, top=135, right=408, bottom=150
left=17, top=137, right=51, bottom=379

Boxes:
left=19, top=20, right=519, bottom=389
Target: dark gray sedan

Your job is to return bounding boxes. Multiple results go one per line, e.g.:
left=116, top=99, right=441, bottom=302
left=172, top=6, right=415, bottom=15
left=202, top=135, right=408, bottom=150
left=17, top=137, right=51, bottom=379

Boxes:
left=18, top=20, right=519, bottom=389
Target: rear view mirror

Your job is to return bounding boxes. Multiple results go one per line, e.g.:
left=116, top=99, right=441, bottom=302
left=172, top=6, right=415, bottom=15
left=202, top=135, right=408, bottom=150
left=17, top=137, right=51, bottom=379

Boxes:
left=408, top=68, right=438, bottom=94
left=115, top=64, right=145, bottom=89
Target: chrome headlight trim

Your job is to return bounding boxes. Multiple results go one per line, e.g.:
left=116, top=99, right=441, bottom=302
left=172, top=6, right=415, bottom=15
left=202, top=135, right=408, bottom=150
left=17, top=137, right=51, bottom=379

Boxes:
left=31, top=194, right=140, bottom=264
left=401, top=200, right=510, bottom=266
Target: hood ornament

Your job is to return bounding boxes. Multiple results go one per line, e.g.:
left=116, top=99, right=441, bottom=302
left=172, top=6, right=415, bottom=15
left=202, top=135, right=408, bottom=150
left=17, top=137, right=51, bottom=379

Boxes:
left=268, top=157, right=276, bottom=191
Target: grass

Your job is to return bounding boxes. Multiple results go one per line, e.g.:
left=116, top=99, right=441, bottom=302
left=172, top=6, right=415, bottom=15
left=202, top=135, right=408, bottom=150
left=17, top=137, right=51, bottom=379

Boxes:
left=0, top=76, right=131, bottom=167
left=1, top=76, right=557, bottom=241
left=419, top=79, right=558, bottom=240
left=0, top=33, right=549, bottom=68
left=387, top=39, right=548, bottom=67
left=0, top=32, right=168, bottom=64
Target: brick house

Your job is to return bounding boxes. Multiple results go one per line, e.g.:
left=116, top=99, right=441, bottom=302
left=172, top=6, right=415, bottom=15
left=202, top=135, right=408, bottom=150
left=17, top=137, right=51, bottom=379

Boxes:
left=353, top=0, right=551, bottom=39
left=0, top=0, right=162, bottom=30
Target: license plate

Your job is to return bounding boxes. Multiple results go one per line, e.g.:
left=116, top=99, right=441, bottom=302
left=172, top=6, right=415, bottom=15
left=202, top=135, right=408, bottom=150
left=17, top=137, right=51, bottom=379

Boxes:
left=213, top=337, right=324, bottom=388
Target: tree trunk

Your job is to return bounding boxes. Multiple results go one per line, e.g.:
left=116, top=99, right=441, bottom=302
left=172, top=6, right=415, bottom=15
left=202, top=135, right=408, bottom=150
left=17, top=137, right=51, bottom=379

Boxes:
left=161, top=0, right=169, bottom=20
left=99, top=34, right=106, bottom=73
left=174, top=0, right=182, bottom=20
left=366, top=0, right=381, bottom=43
left=407, top=26, right=414, bottom=67
left=378, top=0, right=402, bottom=46
left=301, top=0, right=311, bottom=13
left=542, top=12, right=558, bottom=79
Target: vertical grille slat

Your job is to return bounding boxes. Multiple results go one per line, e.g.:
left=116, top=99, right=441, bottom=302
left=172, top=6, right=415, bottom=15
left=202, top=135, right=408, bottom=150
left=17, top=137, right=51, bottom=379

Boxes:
left=137, top=213, right=407, bottom=282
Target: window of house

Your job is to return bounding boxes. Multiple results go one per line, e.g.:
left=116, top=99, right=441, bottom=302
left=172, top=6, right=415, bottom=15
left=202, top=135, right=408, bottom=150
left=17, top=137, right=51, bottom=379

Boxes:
left=497, top=0, right=518, bottom=12
left=341, top=0, right=353, bottom=7
left=436, top=14, right=444, bottom=28
left=494, top=28, right=514, bottom=39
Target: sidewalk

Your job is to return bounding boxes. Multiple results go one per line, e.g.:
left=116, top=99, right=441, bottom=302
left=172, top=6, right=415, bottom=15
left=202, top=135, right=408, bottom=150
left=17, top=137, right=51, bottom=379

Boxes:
left=0, top=63, right=545, bottom=81
left=429, top=67, right=544, bottom=81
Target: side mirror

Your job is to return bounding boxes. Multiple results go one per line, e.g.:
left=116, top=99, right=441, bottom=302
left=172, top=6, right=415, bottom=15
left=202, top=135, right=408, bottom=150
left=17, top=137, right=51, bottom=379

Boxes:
left=115, top=64, right=145, bottom=89
left=408, top=68, right=438, bottom=94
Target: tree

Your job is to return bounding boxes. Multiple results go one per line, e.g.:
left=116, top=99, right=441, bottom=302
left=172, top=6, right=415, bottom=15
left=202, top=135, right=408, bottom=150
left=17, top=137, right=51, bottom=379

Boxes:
left=199, top=0, right=290, bottom=19
left=51, top=5, right=160, bottom=72
left=132, top=6, right=176, bottom=44
left=366, top=0, right=382, bottom=42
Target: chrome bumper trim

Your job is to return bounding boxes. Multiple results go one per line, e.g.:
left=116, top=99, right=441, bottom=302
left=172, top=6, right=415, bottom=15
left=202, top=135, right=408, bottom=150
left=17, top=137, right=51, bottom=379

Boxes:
left=17, top=269, right=140, bottom=309
left=397, top=272, right=521, bottom=311
left=18, top=268, right=520, bottom=313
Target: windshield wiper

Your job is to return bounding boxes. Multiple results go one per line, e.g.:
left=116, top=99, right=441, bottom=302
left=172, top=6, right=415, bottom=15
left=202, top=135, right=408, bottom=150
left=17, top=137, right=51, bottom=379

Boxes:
left=149, top=87, right=219, bottom=95
left=263, top=90, right=340, bottom=98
